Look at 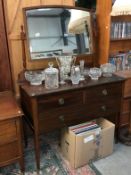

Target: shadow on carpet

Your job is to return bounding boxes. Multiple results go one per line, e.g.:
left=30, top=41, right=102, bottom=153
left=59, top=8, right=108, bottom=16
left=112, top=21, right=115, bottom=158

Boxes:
left=0, top=132, right=101, bottom=175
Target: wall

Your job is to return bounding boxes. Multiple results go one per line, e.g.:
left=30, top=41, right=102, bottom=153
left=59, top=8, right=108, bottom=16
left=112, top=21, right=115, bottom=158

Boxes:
left=4, top=0, right=74, bottom=96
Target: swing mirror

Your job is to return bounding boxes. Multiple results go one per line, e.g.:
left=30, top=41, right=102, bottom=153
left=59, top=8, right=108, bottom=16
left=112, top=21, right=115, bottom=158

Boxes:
left=23, top=6, right=95, bottom=60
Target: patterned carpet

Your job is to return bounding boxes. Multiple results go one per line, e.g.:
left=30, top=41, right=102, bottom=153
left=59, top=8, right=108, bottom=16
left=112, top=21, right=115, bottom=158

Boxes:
left=0, top=132, right=101, bottom=175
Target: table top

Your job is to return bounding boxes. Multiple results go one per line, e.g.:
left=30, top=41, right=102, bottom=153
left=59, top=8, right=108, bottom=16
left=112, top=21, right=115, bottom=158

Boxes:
left=0, top=91, right=23, bottom=121
left=114, top=70, right=131, bottom=79
left=20, top=74, right=125, bottom=97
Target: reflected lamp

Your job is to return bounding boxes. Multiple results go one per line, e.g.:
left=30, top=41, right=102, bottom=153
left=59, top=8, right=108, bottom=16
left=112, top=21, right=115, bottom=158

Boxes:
left=68, top=9, right=91, bottom=34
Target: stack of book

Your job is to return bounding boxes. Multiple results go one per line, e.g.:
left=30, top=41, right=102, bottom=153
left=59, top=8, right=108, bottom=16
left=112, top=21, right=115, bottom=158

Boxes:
left=69, top=120, right=101, bottom=135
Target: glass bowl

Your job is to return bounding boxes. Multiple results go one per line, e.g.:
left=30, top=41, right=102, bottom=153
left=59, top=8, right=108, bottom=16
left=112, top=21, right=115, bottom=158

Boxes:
left=100, top=63, right=116, bottom=77
left=83, top=68, right=90, bottom=77
left=88, top=67, right=102, bottom=80
left=25, top=70, right=45, bottom=85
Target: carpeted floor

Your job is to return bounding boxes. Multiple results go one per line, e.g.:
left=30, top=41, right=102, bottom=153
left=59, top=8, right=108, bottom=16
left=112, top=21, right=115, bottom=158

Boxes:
left=0, top=132, right=101, bottom=175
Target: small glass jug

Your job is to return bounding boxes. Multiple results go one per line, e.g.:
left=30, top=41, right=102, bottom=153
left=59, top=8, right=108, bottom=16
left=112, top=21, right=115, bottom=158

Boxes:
left=44, top=62, right=59, bottom=89
left=71, top=66, right=81, bottom=84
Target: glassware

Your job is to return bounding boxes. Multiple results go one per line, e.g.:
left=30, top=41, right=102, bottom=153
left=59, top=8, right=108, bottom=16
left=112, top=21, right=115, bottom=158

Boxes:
left=55, top=55, right=76, bottom=80
left=88, top=67, right=102, bottom=80
left=70, top=66, right=81, bottom=84
left=83, top=68, right=89, bottom=76
left=44, top=62, right=59, bottom=89
left=25, top=70, right=45, bottom=85
left=79, top=60, right=85, bottom=81
left=100, top=63, right=116, bottom=77
left=59, top=66, right=66, bottom=84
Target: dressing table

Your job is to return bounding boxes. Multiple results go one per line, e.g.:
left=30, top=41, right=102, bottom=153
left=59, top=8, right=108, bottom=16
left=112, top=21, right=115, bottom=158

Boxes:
left=20, top=75, right=124, bottom=170
left=20, top=5, right=125, bottom=170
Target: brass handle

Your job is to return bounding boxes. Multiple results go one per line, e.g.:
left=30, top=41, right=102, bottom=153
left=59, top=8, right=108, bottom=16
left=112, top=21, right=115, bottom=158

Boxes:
left=101, top=105, right=107, bottom=112
left=59, top=115, right=65, bottom=122
left=58, top=98, right=65, bottom=105
left=102, top=89, right=108, bottom=96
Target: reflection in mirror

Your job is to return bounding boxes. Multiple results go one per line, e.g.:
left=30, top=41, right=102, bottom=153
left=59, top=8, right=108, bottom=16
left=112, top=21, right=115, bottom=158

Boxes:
left=24, top=7, right=94, bottom=60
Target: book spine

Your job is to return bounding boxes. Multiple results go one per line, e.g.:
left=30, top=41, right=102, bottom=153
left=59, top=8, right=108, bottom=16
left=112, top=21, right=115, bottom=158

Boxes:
left=75, top=125, right=100, bottom=135
left=69, top=121, right=96, bottom=130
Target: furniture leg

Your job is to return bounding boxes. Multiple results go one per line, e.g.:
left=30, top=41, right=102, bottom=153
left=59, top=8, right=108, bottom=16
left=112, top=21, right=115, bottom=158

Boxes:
left=34, top=131, right=40, bottom=170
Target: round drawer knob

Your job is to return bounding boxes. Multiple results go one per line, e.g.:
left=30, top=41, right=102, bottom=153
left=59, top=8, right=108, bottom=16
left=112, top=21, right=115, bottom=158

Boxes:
left=58, top=98, right=65, bottom=105
left=101, top=105, right=107, bottom=111
left=59, top=115, right=65, bottom=122
left=102, top=89, right=108, bottom=96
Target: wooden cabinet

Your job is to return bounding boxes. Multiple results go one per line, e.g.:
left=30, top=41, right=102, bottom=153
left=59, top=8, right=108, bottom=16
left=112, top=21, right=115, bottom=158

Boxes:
left=115, top=71, right=131, bottom=127
left=0, top=91, right=24, bottom=173
left=109, top=14, right=131, bottom=128
left=20, top=75, right=124, bottom=170
left=0, top=0, right=12, bottom=91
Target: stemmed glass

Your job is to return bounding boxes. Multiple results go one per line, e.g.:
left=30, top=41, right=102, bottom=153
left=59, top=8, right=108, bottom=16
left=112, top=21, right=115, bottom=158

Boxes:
left=55, top=55, right=76, bottom=80
left=59, top=66, right=66, bottom=84
left=79, top=60, right=85, bottom=81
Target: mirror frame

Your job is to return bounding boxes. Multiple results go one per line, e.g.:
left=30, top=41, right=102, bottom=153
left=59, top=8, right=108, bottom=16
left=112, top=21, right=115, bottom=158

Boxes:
left=23, top=5, right=97, bottom=67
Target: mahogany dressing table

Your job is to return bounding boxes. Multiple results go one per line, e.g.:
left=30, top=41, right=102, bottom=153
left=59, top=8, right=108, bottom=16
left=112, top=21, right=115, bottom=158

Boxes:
left=20, top=75, right=124, bottom=170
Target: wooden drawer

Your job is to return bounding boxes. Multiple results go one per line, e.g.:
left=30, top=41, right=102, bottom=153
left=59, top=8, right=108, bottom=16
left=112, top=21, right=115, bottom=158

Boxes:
left=38, top=91, right=83, bottom=111
left=85, top=83, right=122, bottom=114
left=85, top=98, right=121, bottom=117
left=39, top=105, right=90, bottom=132
left=0, top=120, right=17, bottom=145
left=0, top=141, right=19, bottom=165
left=85, top=83, right=122, bottom=103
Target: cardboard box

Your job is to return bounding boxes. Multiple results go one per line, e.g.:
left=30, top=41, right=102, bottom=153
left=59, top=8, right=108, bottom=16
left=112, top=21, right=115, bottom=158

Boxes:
left=61, top=118, right=115, bottom=168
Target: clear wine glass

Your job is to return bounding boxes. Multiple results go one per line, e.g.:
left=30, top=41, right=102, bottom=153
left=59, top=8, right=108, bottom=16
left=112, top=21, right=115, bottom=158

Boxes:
left=79, top=60, right=85, bottom=81
left=59, top=66, right=66, bottom=84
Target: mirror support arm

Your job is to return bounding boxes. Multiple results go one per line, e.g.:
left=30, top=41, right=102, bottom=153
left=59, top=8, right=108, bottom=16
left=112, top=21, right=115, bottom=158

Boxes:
left=20, top=25, right=26, bottom=70
left=17, top=25, right=27, bottom=84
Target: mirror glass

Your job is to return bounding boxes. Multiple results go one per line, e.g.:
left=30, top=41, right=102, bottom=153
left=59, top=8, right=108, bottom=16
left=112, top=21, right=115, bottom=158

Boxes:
left=24, top=6, right=94, bottom=60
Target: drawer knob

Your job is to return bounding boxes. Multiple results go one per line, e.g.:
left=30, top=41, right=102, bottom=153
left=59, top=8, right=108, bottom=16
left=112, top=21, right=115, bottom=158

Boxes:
left=102, top=89, right=108, bottom=96
left=58, top=98, right=65, bottom=105
left=101, top=105, right=107, bottom=111
left=59, top=115, right=65, bottom=122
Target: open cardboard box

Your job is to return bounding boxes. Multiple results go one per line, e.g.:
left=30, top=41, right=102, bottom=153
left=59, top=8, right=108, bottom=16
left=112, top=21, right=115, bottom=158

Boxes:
left=61, top=118, right=115, bottom=168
